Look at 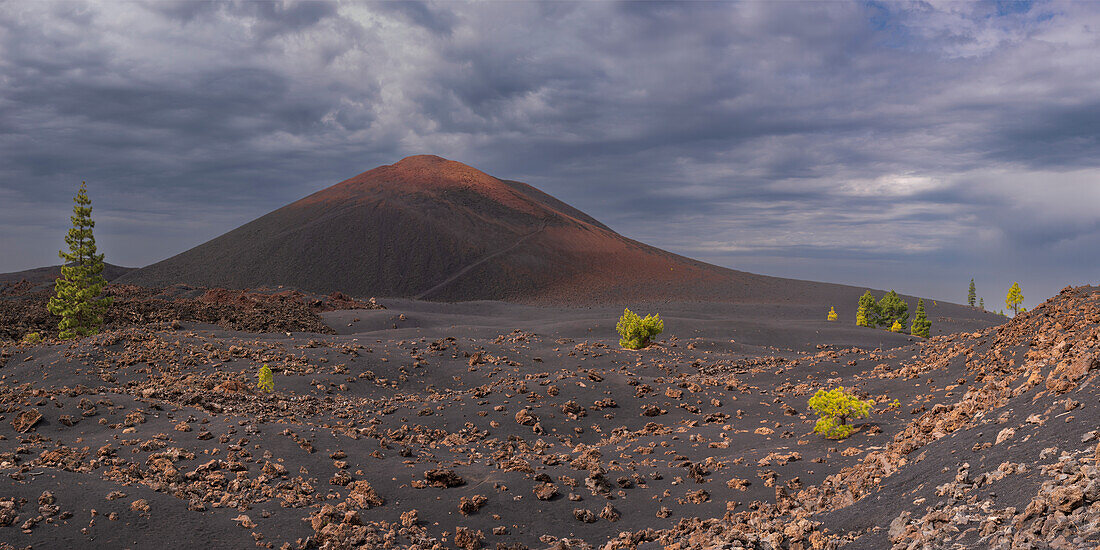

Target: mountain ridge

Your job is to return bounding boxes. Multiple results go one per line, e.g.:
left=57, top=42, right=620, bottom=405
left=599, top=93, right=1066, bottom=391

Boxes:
left=0, top=263, right=134, bottom=285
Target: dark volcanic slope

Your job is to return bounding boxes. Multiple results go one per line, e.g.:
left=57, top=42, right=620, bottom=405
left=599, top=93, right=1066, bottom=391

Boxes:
left=117, top=155, right=996, bottom=322
left=0, top=263, right=134, bottom=284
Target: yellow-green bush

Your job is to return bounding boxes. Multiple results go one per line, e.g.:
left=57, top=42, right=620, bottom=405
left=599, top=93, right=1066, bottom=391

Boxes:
left=257, top=364, right=275, bottom=393
left=616, top=308, right=663, bottom=350
left=856, top=307, right=869, bottom=327
left=22, top=332, right=42, bottom=345
left=808, top=387, right=874, bottom=439
left=827, top=307, right=838, bottom=321
left=856, top=290, right=877, bottom=327
left=889, top=320, right=903, bottom=333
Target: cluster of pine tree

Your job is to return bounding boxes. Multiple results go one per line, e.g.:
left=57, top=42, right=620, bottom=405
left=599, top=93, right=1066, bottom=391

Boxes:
left=856, top=290, right=930, bottom=337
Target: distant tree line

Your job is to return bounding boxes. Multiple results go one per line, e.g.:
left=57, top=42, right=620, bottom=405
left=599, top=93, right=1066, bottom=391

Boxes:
left=967, top=278, right=1025, bottom=317
left=855, top=290, right=929, bottom=337
left=852, top=279, right=1030, bottom=339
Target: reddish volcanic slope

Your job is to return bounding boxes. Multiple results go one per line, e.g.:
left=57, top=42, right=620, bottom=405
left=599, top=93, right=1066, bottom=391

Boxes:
left=116, top=156, right=985, bottom=316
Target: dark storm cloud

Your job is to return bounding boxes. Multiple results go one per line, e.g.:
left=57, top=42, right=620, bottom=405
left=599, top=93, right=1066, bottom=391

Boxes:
left=372, top=1, right=455, bottom=35
left=149, top=0, right=339, bottom=38
left=987, top=101, right=1100, bottom=168
left=1, top=0, right=1098, bottom=308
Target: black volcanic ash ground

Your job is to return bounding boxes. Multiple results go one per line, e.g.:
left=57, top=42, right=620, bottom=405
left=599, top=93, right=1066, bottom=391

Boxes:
left=0, top=290, right=1097, bottom=550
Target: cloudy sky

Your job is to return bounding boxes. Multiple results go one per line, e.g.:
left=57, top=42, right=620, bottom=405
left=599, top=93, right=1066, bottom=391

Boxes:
left=2, top=0, right=1098, bottom=309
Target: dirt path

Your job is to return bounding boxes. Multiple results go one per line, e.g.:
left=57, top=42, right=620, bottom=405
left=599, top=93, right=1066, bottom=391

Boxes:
left=415, top=223, right=546, bottom=300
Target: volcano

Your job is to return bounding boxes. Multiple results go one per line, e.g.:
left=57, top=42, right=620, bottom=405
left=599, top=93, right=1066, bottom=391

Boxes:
left=117, top=156, right=981, bottom=317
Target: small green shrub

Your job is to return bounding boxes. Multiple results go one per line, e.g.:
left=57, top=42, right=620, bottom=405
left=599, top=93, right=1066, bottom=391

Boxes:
left=808, top=387, right=874, bottom=439
left=257, top=364, right=275, bottom=393
left=22, top=332, right=42, bottom=345
left=827, top=307, right=837, bottom=321
left=616, top=308, right=663, bottom=350
left=889, top=320, right=903, bottom=333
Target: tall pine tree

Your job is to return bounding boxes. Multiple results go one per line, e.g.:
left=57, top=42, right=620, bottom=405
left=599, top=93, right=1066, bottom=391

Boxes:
left=911, top=298, right=931, bottom=338
left=48, top=182, right=111, bottom=339
left=856, top=291, right=877, bottom=327
left=979, top=297, right=984, bottom=310
left=967, top=278, right=976, bottom=307
left=1005, top=282, right=1024, bottom=316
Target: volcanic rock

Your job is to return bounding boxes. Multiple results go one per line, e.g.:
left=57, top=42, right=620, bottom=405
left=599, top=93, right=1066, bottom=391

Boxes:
left=12, top=409, right=42, bottom=433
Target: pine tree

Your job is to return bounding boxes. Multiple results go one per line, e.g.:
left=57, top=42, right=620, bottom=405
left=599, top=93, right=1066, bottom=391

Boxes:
left=1005, top=282, right=1024, bottom=316
left=890, top=319, right=903, bottom=333
left=827, top=307, right=838, bottom=321
left=910, top=298, right=930, bottom=338
left=48, top=182, right=111, bottom=339
left=856, top=291, right=877, bottom=327
left=877, top=290, right=909, bottom=328
left=967, top=278, right=976, bottom=307
left=979, top=297, right=984, bottom=310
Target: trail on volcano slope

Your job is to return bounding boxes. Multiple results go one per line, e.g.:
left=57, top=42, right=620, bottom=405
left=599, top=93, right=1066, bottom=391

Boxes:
left=414, top=223, right=546, bottom=300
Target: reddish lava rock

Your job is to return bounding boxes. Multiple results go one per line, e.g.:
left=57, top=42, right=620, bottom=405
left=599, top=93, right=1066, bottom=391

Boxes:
left=11, top=409, right=42, bottom=433
left=424, top=469, right=465, bottom=488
